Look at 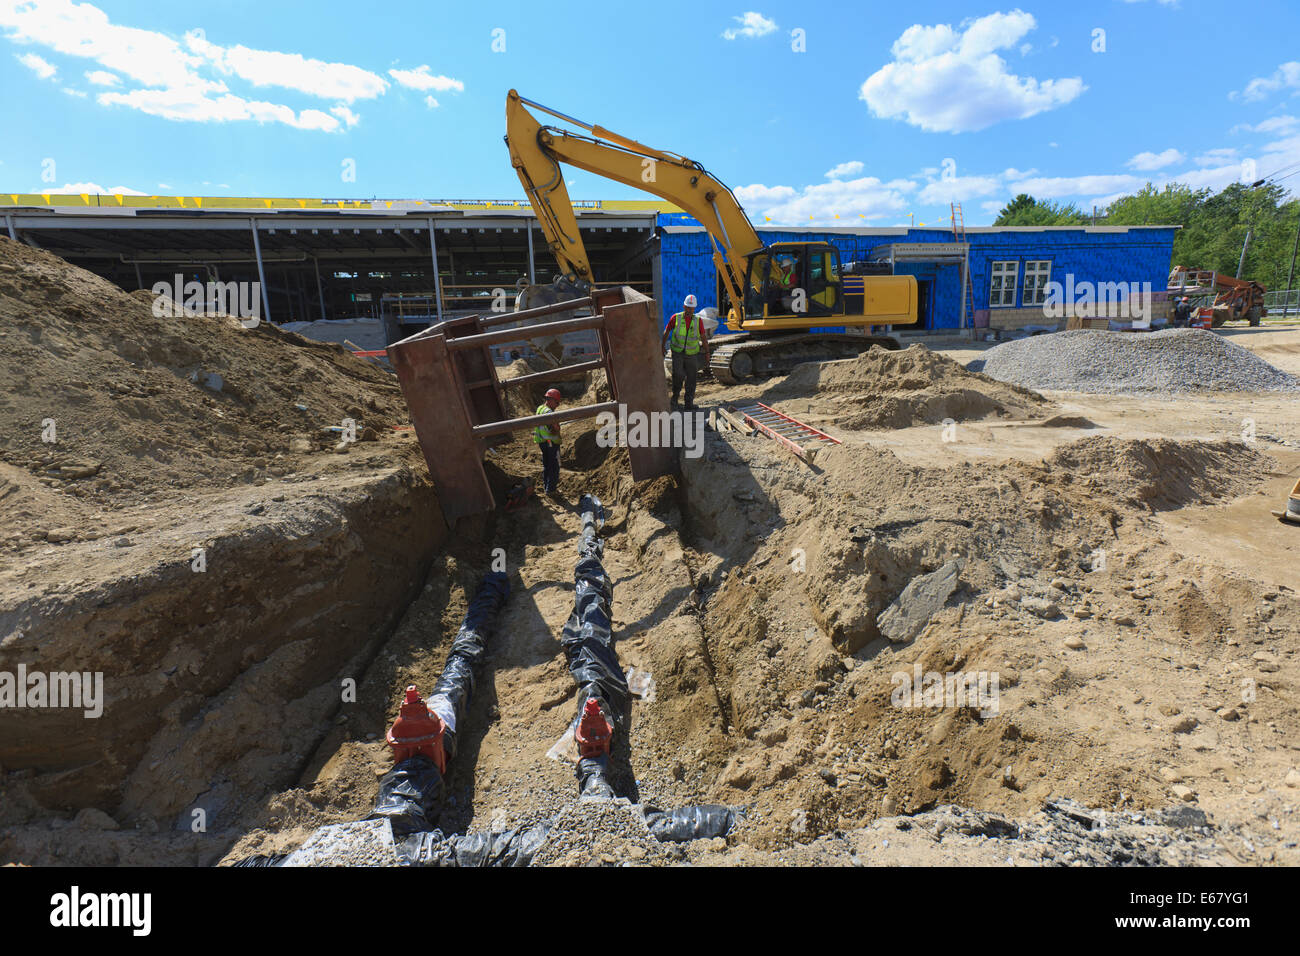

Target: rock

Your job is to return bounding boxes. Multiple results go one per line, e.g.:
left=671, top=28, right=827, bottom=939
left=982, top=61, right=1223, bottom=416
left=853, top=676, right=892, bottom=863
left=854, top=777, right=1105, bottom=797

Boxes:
left=289, top=438, right=312, bottom=453
left=1159, top=767, right=1183, bottom=784
left=1020, top=596, right=1060, bottom=619
left=46, top=528, right=76, bottom=543
left=74, top=808, right=120, bottom=830
left=1216, top=707, right=1240, bottom=722
left=51, top=461, right=101, bottom=480
left=1113, top=615, right=1136, bottom=627
left=1168, top=716, right=1198, bottom=734
left=1063, top=636, right=1086, bottom=650
left=1285, top=768, right=1300, bottom=789
left=876, top=559, right=965, bottom=644
left=360, top=426, right=378, bottom=442
left=333, top=441, right=351, bottom=454
left=1160, top=805, right=1207, bottom=828
left=1170, top=784, right=1196, bottom=802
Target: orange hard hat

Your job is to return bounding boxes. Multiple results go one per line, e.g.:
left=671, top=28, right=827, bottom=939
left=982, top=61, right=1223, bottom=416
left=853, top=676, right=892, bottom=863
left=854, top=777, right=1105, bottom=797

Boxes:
left=545, top=388, right=561, bottom=401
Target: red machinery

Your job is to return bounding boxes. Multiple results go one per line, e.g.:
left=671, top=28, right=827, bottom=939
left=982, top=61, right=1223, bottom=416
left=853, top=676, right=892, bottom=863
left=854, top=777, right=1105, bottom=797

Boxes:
left=1169, top=266, right=1267, bottom=327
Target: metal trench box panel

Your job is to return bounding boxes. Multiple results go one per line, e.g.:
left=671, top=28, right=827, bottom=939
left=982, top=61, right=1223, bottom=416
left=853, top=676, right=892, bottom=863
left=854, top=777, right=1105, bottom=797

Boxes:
left=388, top=286, right=674, bottom=525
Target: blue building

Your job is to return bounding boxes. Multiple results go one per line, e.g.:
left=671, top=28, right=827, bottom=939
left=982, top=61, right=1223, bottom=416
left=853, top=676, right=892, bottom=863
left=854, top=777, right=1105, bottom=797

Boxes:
left=654, top=215, right=1178, bottom=334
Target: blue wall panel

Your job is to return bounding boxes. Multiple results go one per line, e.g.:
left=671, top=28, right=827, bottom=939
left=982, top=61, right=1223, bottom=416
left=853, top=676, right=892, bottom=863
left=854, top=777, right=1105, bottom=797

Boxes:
left=655, top=217, right=1177, bottom=333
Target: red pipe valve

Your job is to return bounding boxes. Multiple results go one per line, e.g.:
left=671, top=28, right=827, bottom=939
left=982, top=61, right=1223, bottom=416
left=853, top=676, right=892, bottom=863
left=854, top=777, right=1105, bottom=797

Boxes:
left=574, top=697, right=613, bottom=759
left=386, top=685, right=447, bottom=773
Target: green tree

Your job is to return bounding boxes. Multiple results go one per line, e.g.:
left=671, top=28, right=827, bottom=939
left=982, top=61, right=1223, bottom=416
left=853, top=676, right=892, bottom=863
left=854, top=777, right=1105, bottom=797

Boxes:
left=1104, top=181, right=1299, bottom=289
left=993, top=193, right=1088, bottom=226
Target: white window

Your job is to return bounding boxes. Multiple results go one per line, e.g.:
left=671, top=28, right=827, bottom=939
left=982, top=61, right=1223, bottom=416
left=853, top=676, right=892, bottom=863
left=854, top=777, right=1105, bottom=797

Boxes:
left=989, top=261, right=1018, bottom=308
left=1023, top=260, right=1052, bottom=306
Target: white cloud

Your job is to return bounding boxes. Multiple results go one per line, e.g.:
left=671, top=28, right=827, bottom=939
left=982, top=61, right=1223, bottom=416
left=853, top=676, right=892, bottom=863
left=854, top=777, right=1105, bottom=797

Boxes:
left=860, top=11, right=1086, bottom=133
left=0, top=0, right=455, bottom=132
left=97, top=85, right=343, bottom=131
left=330, top=104, right=359, bottom=127
left=722, top=11, right=776, bottom=40
left=980, top=199, right=1004, bottom=216
left=1193, top=147, right=1237, bottom=166
left=1231, top=114, right=1297, bottom=135
left=1008, top=173, right=1144, bottom=198
left=1, top=0, right=209, bottom=89
left=1126, top=148, right=1185, bottom=171
left=17, top=52, right=56, bottom=78
left=918, top=174, right=1001, bottom=205
left=388, top=64, right=464, bottom=93
left=186, top=33, right=389, bottom=102
left=734, top=183, right=797, bottom=207
left=1235, top=61, right=1300, bottom=101
left=825, top=161, right=864, bottom=179
left=737, top=177, right=913, bottom=224
left=61, top=85, right=84, bottom=96
left=424, top=95, right=438, bottom=109
left=37, top=181, right=145, bottom=195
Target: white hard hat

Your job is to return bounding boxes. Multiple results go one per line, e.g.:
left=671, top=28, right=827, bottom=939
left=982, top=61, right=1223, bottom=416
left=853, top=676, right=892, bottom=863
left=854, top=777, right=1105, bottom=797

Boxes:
left=683, top=294, right=697, bottom=308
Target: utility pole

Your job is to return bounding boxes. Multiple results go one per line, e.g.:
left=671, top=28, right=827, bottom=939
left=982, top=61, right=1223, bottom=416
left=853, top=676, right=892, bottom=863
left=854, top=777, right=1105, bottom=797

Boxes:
left=1287, top=209, right=1300, bottom=316
left=1236, top=228, right=1252, bottom=279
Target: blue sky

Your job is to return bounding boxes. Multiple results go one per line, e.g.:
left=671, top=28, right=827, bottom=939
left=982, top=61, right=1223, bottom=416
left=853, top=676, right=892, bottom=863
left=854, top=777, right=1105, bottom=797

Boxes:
left=2, top=0, right=1298, bottom=225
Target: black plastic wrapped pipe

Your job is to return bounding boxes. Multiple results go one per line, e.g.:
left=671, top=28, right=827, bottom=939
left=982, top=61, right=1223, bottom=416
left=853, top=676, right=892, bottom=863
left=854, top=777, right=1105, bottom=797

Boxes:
left=370, top=570, right=511, bottom=836
left=398, top=823, right=551, bottom=867
left=429, top=570, right=511, bottom=764
left=562, top=495, right=630, bottom=799
left=640, top=805, right=743, bottom=843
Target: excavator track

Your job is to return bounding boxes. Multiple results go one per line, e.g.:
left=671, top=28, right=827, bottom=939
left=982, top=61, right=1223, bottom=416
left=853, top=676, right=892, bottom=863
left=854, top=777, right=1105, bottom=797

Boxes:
left=709, top=332, right=902, bottom=385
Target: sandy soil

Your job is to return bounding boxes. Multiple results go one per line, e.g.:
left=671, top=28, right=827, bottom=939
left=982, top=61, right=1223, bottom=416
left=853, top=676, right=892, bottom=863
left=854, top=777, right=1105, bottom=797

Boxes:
left=3, top=239, right=1298, bottom=867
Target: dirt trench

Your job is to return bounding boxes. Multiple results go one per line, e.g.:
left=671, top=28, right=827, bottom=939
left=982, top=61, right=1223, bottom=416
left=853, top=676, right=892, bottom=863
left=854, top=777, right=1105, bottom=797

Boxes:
left=0, top=462, right=446, bottom=866
left=7, top=358, right=1298, bottom=866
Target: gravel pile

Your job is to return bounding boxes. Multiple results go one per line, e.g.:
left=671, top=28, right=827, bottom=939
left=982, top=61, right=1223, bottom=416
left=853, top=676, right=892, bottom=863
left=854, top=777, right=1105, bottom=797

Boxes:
left=529, top=797, right=677, bottom=867
left=975, top=329, right=1298, bottom=394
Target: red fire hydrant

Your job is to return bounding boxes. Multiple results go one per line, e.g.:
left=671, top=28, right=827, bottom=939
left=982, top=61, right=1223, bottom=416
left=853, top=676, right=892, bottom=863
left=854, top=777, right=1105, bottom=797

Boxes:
left=574, top=697, right=612, bottom=758
left=386, top=685, right=447, bottom=773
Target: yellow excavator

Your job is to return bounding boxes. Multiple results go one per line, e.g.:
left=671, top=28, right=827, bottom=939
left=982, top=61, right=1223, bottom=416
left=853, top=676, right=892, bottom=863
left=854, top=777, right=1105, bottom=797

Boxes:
left=505, top=90, right=918, bottom=384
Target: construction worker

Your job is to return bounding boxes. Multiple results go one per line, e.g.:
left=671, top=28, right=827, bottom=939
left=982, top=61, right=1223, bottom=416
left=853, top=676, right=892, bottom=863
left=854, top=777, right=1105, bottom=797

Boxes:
left=1173, top=296, right=1193, bottom=328
left=661, top=294, right=710, bottom=410
left=533, top=387, right=562, bottom=496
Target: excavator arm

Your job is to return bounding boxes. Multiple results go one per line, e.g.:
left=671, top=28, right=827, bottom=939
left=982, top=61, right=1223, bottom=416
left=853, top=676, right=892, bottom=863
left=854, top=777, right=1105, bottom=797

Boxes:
left=506, top=90, right=763, bottom=312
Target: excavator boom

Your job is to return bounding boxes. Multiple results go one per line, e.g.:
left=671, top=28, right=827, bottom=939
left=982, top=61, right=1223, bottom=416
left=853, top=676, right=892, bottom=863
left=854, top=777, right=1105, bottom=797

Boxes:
left=505, top=90, right=918, bottom=383
left=506, top=90, right=761, bottom=311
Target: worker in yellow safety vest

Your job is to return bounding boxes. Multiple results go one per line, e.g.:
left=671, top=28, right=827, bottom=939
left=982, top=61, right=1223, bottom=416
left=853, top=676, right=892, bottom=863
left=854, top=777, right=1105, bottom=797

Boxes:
left=533, top=387, right=563, bottom=496
left=660, top=294, right=710, bottom=410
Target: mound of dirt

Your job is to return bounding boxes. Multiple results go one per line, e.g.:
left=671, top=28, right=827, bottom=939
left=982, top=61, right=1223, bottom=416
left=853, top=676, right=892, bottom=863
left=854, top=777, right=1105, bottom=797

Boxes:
left=1046, top=436, right=1265, bottom=511
left=672, top=429, right=1285, bottom=845
left=767, top=344, right=1050, bottom=429
left=0, top=239, right=409, bottom=526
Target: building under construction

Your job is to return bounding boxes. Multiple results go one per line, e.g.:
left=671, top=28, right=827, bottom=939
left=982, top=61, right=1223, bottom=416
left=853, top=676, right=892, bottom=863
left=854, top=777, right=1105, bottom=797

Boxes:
left=2, top=193, right=1176, bottom=341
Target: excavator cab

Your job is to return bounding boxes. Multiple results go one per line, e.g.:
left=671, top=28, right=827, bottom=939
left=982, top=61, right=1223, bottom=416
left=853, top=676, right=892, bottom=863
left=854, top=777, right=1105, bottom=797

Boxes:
left=743, top=243, right=841, bottom=320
